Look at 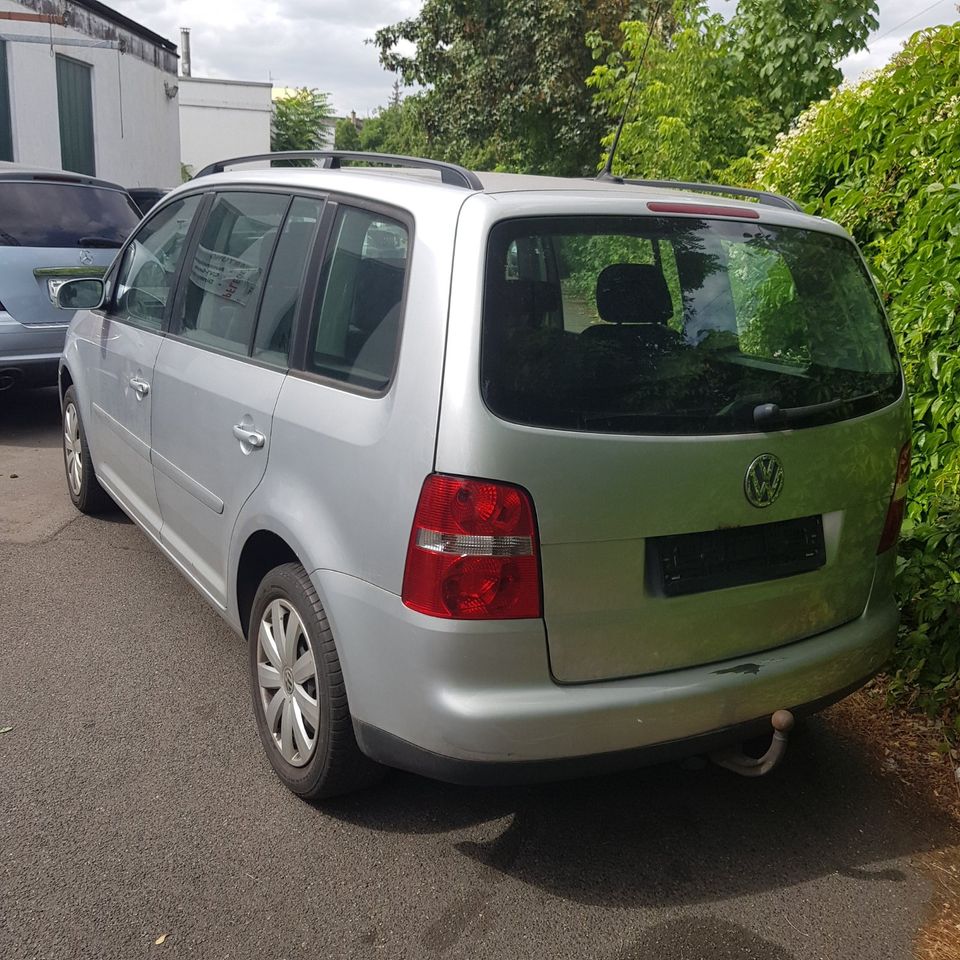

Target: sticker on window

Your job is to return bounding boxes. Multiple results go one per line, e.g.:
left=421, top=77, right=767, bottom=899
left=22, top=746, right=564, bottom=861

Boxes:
left=190, top=245, right=261, bottom=306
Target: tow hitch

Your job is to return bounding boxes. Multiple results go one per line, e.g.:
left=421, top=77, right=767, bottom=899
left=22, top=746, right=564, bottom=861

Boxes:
left=709, top=709, right=795, bottom=777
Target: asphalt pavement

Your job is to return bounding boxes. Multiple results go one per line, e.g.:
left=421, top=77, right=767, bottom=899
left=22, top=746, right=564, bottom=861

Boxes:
left=0, top=386, right=955, bottom=960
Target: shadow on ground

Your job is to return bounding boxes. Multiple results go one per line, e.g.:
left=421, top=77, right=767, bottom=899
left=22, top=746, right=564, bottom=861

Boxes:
left=324, top=714, right=953, bottom=912
left=0, top=385, right=62, bottom=448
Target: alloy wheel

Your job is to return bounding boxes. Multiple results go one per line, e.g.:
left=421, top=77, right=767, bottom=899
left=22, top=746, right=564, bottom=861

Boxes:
left=63, top=402, right=83, bottom=497
left=256, top=599, right=320, bottom=767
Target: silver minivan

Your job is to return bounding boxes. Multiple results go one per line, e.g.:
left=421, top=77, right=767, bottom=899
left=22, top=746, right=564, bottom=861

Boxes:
left=57, top=153, right=910, bottom=798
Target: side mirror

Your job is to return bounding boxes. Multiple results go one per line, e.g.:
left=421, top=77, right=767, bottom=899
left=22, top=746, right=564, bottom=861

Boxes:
left=56, top=278, right=105, bottom=311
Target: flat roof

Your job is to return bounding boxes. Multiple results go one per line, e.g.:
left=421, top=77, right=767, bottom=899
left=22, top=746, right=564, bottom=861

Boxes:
left=73, top=0, right=177, bottom=52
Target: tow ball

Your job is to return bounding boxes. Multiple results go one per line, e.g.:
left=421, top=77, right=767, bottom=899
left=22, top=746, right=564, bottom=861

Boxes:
left=709, top=709, right=795, bottom=777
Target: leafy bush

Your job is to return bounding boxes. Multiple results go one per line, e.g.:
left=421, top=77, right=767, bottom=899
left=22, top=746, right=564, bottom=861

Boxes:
left=757, top=23, right=960, bottom=728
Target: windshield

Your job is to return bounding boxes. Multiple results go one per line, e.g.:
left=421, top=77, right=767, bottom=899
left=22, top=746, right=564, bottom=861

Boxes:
left=0, top=181, right=141, bottom=248
left=481, top=216, right=902, bottom=434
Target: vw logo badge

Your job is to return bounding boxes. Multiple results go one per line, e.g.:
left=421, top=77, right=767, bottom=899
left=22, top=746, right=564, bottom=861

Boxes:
left=744, top=453, right=784, bottom=508
left=79, top=248, right=94, bottom=266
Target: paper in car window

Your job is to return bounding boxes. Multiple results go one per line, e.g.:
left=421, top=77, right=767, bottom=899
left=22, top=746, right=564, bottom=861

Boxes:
left=191, top=245, right=261, bottom=306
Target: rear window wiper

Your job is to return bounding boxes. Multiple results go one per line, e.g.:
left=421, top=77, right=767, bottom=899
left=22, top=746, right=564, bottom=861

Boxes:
left=77, top=236, right=122, bottom=248
left=753, top=391, right=881, bottom=428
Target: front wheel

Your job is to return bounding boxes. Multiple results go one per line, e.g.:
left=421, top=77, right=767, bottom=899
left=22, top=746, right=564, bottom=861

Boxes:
left=248, top=562, right=385, bottom=799
left=62, top=386, right=113, bottom=514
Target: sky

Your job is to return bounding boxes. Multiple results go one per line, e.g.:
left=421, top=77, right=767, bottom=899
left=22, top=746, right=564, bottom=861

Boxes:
left=113, top=0, right=958, bottom=118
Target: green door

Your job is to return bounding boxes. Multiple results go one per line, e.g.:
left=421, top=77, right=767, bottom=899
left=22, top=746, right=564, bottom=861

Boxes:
left=0, top=41, right=12, bottom=162
left=56, top=55, right=95, bottom=175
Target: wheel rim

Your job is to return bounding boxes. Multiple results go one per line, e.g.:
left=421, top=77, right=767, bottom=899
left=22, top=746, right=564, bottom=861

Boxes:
left=63, top=402, right=83, bottom=497
left=256, top=599, right=320, bottom=767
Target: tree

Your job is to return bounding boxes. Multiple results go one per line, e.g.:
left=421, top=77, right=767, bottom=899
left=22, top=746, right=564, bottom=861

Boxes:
left=374, top=0, right=658, bottom=175
left=359, top=97, right=430, bottom=157
left=729, top=0, right=878, bottom=139
left=334, top=117, right=361, bottom=151
left=271, top=88, right=333, bottom=154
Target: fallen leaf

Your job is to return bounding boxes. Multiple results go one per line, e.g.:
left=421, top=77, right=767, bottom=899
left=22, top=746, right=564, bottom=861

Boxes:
left=0, top=726, right=12, bottom=735
left=155, top=934, right=167, bottom=945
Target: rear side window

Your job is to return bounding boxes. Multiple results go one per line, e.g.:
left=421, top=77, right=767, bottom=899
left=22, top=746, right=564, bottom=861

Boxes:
left=481, top=216, right=901, bottom=435
left=175, top=192, right=289, bottom=357
left=0, top=181, right=140, bottom=247
left=112, top=194, right=202, bottom=330
left=307, top=206, right=408, bottom=392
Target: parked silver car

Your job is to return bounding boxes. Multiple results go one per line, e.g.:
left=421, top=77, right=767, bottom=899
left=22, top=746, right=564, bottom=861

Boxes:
left=0, top=168, right=141, bottom=390
left=56, top=152, right=911, bottom=798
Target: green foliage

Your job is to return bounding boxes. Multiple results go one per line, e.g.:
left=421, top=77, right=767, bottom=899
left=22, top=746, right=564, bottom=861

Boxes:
left=271, top=88, right=333, bottom=155
left=359, top=98, right=430, bottom=158
left=728, top=0, right=878, bottom=140
left=374, top=0, right=646, bottom=175
left=334, top=117, right=361, bottom=151
left=588, top=0, right=877, bottom=180
left=758, top=24, right=960, bottom=728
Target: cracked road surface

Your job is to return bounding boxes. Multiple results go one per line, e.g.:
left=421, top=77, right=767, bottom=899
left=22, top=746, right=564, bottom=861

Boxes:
left=0, top=387, right=954, bottom=959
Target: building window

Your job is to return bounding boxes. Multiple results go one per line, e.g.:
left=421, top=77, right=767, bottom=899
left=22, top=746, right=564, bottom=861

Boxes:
left=56, top=55, right=95, bottom=175
left=0, top=41, right=12, bottom=162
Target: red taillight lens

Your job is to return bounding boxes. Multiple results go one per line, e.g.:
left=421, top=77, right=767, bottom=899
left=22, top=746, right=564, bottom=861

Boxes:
left=877, top=442, right=911, bottom=554
left=402, top=474, right=541, bottom=619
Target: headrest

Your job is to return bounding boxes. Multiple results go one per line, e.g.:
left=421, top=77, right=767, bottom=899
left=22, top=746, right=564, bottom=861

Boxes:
left=487, top=279, right=561, bottom=330
left=596, top=263, right=672, bottom=326
left=353, top=257, right=405, bottom=333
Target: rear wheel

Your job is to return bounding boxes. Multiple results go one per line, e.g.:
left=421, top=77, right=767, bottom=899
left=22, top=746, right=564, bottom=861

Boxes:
left=62, top=386, right=113, bottom=514
left=248, top=562, right=385, bottom=799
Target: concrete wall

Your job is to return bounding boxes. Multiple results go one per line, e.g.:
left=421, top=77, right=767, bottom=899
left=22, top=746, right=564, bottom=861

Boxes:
left=0, top=0, right=180, bottom=186
left=179, top=77, right=272, bottom=176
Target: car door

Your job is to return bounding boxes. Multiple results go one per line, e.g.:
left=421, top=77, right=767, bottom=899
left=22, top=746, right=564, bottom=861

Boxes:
left=82, top=193, right=204, bottom=536
left=150, top=192, right=324, bottom=608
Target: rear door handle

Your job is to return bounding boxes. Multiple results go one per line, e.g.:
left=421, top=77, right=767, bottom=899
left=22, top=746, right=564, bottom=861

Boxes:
left=129, top=376, right=150, bottom=399
left=232, top=423, right=265, bottom=449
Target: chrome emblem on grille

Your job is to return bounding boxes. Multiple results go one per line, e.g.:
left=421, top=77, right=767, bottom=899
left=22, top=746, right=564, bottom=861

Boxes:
left=744, top=454, right=784, bottom=508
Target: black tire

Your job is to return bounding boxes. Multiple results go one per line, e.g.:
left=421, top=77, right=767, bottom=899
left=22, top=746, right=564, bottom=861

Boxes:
left=248, top=562, right=385, bottom=799
left=62, top=386, right=113, bottom=515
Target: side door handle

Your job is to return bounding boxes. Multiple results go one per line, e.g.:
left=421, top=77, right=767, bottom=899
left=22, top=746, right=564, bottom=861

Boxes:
left=232, top=423, right=265, bottom=449
left=129, top=376, right=150, bottom=399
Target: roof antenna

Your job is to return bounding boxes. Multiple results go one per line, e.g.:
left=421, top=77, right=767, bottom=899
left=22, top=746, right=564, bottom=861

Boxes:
left=597, top=0, right=663, bottom=182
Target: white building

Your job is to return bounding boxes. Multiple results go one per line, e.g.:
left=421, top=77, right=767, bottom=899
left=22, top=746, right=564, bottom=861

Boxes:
left=179, top=76, right=272, bottom=176
left=0, top=0, right=181, bottom=186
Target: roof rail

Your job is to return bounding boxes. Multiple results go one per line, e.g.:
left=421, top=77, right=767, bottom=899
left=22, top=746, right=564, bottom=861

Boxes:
left=193, top=151, right=484, bottom=190
left=621, top=178, right=802, bottom=212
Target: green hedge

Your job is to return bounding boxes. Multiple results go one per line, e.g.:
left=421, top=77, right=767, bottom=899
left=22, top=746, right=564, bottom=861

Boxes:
left=757, top=23, right=960, bottom=733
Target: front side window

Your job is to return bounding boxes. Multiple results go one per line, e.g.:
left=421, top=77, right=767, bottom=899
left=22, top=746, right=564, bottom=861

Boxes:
left=306, top=206, right=408, bottom=391
left=175, top=192, right=290, bottom=356
left=482, top=216, right=901, bottom=435
left=112, top=194, right=202, bottom=330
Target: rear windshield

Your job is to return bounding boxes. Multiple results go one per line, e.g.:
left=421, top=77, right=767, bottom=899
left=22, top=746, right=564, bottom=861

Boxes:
left=0, top=181, right=141, bottom=248
left=481, top=216, right=902, bottom=434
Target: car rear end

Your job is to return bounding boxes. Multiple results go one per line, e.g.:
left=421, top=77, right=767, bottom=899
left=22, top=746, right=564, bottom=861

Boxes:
left=0, top=172, right=140, bottom=389
left=351, top=185, right=910, bottom=783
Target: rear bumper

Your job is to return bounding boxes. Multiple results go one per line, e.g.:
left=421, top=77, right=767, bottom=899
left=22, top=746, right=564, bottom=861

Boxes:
left=0, top=311, right=67, bottom=385
left=315, top=568, right=897, bottom=780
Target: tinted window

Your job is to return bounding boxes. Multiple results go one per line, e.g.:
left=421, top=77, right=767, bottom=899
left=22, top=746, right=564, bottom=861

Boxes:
left=176, top=192, right=289, bottom=357
left=0, top=181, right=140, bottom=248
left=307, top=206, right=408, bottom=391
left=112, top=194, right=202, bottom=330
left=482, top=217, right=901, bottom=435
left=253, top=196, right=323, bottom=367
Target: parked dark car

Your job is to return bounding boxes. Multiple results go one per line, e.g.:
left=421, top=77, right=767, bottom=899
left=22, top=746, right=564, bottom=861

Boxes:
left=127, top=187, right=170, bottom=217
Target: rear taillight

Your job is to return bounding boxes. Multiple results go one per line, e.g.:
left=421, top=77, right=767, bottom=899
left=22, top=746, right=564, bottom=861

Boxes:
left=877, top=442, right=911, bottom=554
left=402, top=474, right=541, bottom=619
